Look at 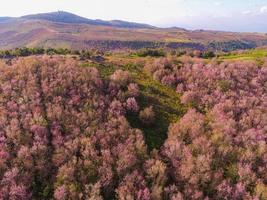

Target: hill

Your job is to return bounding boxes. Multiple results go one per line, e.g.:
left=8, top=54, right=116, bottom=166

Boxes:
left=21, top=11, right=154, bottom=29
left=0, top=11, right=267, bottom=51
left=0, top=17, right=12, bottom=22
left=0, top=50, right=266, bottom=199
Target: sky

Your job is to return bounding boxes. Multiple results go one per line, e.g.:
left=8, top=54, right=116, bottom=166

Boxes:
left=1, top=0, right=267, bottom=32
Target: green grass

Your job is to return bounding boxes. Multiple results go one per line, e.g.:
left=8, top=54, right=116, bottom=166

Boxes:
left=220, top=49, right=267, bottom=61
left=82, top=59, right=186, bottom=150
left=123, top=63, right=186, bottom=150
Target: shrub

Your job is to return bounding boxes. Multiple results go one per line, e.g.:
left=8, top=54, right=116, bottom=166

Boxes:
left=79, top=50, right=92, bottom=60
left=193, top=50, right=202, bottom=58
left=127, top=83, right=140, bottom=97
left=218, top=80, right=231, bottom=92
left=144, top=58, right=172, bottom=76
left=139, top=106, right=155, bottom=125
left=161, top=74, right=176, bottom=87
left=126, top=97, right=139, bottom=113
left=136, top=48, right=165, bottom=57
left=202, top=51, right=215, bottom=58
left=110, top=69, right=130, bottom=86
left=176, top=50, right=187, bottom=56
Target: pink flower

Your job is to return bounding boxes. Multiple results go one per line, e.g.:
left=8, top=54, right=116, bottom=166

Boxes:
left=54, top=186, right=67, bottom=200
left=126, top=97, right=139, bottom=112
left=128, top=83, right=140, bottom=97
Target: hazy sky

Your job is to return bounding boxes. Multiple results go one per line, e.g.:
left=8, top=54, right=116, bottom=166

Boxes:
left=1, top=0, right=267, bottom=32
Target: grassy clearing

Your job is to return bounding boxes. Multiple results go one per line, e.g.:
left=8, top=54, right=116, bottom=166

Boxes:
left=123, top=62, right=186, bottom=150
left=82, top=56, right=186, bottom=150
left=220, top=49, right=267, bottom=61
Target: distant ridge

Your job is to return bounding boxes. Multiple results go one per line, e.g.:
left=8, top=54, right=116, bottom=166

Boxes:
left=0, top=17, right=13, bottom=23
left=1, top=11, right=267, bottom=51
left=21, top=11, right=155, bottom=29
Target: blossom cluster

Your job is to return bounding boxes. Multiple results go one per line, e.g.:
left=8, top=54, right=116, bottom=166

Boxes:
left=0, top=56, right=144, bottom=199
left=145, top=57, right=267, bottom=199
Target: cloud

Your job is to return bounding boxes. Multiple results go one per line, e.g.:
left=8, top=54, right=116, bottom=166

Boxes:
left=260, top=6, right=267, bottom=13
left=242, top=5, right=267, bottom=16
left=242, top=10, right=252, bottom=15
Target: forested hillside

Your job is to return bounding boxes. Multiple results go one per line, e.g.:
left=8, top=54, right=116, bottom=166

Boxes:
left=0, top=49, right=266, bottom=199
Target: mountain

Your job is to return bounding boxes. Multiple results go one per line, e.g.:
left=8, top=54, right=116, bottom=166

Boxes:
left=21, top=11, right=154, bottom=29
left=0, top=17, right=13, bottom=23
left=0, top=11, right=267, bottom=51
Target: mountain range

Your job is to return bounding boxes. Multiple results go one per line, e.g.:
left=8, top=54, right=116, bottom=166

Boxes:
left=1, top=11, right=267, bottom=51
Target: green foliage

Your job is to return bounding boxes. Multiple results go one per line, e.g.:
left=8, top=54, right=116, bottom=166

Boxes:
left=208, top=40, right=257, bottom=52
left=202, top=51, right=216, bottom=59
left=139, top=106, right=155, bottom=125
left=13, top=47, right=32, bottom=56
left=218, top=80, right=231, bottom=93
left=174, top=50, right=187, bottom=57
left=135, top=48, right=166, bottom=57
left=225, top=164, right=239, bottom=183
left=46, top=48, right=71, bottom=55
left=0, top=47, right=96, bottom=61
left=80, top=50, right=92, bottom=60
left=0, top=47, right=45, bottom=57
left=219, top=48, right=267, bottom=63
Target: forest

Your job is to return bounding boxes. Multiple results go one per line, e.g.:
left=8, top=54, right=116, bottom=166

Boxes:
left=0, top=46, right=266, bottom=199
